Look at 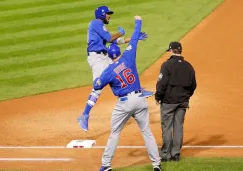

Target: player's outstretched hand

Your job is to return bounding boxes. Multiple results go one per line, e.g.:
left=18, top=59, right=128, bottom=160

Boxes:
left=134, top=16, right=142, bottom=20
left=118, top=27, right=125, bottom=35
left=139, top=32, right=148, bottom=41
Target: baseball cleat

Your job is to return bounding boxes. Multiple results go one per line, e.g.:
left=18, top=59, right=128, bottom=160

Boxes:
left=99, top=166, right=112, bottom=171
left=153, top=165, right=162, bottom=171
left=77, top=114, right=89, bottom=132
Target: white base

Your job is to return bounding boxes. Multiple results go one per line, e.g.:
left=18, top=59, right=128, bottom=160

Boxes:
left=66, top=140, right=96, bottom=148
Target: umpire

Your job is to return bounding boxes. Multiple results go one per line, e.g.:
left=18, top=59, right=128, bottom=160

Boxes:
left=155, top=41, right=197, bottom=162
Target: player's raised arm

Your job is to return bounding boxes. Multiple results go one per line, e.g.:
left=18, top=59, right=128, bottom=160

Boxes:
left=112, top=37, right=131, bottom=45
left=113, top=31, right=147, bottom=45
left=123, top=16, right=147, bottom=62
left=130, top=16, right=143, bottom=46
left=128, top=16, right=148, bottom=49
left=110, top=27, right=125, bottom=42
left=112, top=16, right=148, bottom=45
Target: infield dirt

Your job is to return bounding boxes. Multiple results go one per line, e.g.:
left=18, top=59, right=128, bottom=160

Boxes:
left=1, top=0, right=243, bottom=170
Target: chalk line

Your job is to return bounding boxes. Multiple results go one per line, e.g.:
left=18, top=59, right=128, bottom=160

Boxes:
left=1, top=145, right=243, bottom=149
left=0, top=158, right=72, bottom=161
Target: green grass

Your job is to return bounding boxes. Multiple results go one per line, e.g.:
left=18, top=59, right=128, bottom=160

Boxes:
left=0, top=157, right=242, bottom=171
left=0, top=0, right=223, bottom=101
left=115, top=157, right=243, bottom=171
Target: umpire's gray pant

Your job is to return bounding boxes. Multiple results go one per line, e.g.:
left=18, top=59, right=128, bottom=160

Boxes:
left=160, top=102, right=188, bottom=159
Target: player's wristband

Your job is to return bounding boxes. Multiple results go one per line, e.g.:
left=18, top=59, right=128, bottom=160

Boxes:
left=116, top=37, right=125, bottom=44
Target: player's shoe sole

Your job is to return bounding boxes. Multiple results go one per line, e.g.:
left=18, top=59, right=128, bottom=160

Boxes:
left=77, top=114, right=89, bottom=132
left=153, top=165, right=162, bottom=171
left=99, top=166, right=112, bottom=171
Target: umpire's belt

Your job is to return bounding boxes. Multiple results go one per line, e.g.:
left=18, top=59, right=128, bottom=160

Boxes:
left=87, top=51, right=107, bottom=56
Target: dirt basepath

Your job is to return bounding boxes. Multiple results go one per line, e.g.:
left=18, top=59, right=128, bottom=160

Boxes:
left=1, top=0, right=243, bottom=170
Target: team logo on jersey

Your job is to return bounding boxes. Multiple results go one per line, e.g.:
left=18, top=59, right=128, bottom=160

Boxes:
left=126, top=45, right=132, bottom=51
left=158, top=73, right=163, bottom=80
left=103, top=26, right=107, bottom=32
left=96, top=79, right=102, bottom=86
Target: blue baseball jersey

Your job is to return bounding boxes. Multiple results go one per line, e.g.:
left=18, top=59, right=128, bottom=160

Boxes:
left=87, top=19, right=112, bottom=52
left=93, top=20, right=142, bottom=97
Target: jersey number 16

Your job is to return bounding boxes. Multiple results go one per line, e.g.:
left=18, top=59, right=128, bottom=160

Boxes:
left=116, top=68, right=135, bottom=88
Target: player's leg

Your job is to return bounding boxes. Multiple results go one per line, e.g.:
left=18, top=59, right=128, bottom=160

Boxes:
left=84, top=53, right=112, bottom=115
left=160, top=103, right=177, bottom=161
left=77, top=54, right=112, bottom=131
left=101, top=99, right=131, bottom=169
left=81, top=63, right=104, bottom=116
left=133, top=97, right=161, bottom=169
left=171, top=102, right=188, bottom=161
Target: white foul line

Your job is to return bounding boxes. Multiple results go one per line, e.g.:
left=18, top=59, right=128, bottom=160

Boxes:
left=0, top=158, right=72, bottom=161
left=183, top=145, right=243, bottom=148
left=1, top=145, right=243, bottom=149
left=0, top=146, right=65, bottom=149
left=94, top=145, right=243, bottom=149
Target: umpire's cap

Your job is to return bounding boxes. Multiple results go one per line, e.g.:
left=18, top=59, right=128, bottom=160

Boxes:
left=107, top=43, right=121, bottom=59
left=166, top=41, right=182, bottom=52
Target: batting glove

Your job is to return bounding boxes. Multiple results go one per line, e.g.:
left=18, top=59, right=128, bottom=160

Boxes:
left=118, top=27, right=125, bottom=35
left=138, top=32, right=148, bottom=41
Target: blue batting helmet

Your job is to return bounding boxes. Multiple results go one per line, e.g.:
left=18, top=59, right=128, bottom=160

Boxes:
left=107, top=43, right=121, bottom=59
left=95, top=6, right=114, bottom=20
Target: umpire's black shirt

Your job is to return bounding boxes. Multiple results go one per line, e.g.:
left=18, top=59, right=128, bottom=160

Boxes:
left=155, top=55, right=197, bottom=104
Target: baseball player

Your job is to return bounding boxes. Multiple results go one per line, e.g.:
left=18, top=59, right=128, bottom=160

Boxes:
left=93, top=16, right=161, bottom=171
left=77, top=6, right=153, bottom=132
left=77, top=5, right=127, bottom=131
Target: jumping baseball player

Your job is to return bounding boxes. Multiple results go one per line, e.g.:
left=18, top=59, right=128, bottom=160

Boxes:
left=93, top=16, right=161, bottom=171
left=77, top=5, right=127, bottom=131
left=77, top=6, right=153, bottom=132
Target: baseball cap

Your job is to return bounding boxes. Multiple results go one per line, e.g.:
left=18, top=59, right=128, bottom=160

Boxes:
left=166, top=41, right=182, bottom=51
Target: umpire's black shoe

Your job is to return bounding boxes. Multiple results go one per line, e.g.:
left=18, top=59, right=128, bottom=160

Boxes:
left=161, top=158, right=171, bottom=162
left=171, top=154, right=180, bottom=162
left=153, top=165, right=162, bottom=171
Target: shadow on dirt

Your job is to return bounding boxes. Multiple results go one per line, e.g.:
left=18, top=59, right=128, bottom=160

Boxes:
left=182, top=134, right=227, bottom=156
